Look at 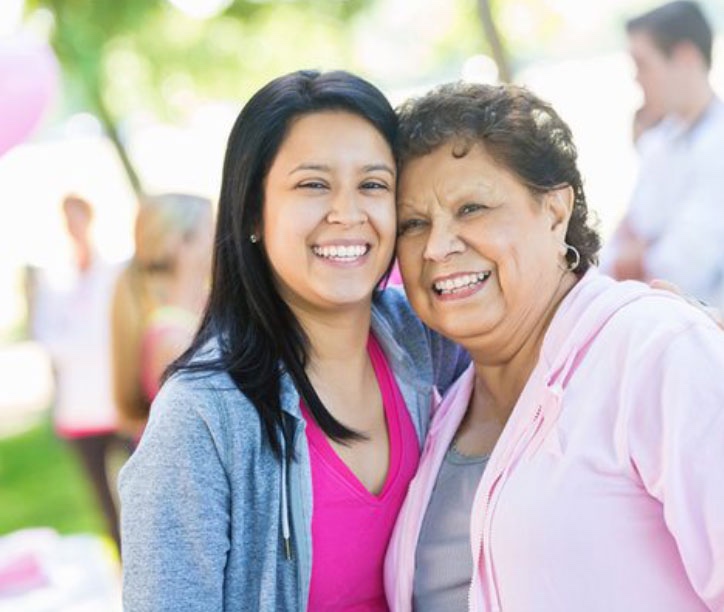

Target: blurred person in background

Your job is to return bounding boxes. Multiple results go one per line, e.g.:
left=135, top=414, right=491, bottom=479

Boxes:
left=25, top=194, right=128, bottom=553
left=110, top=193, right=213, bottom=441
left=601, top=1, right=724, bottom=311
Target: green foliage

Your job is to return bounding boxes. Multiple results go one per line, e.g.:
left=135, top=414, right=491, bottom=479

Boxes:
left=428, top=0, right=495, bottom=77
left=0, top=419, right=106, bottom=536
left=26, top=0, right=373, bottom=120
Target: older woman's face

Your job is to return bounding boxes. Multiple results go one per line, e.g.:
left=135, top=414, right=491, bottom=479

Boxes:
left=396, top=142, right=571, bottom=355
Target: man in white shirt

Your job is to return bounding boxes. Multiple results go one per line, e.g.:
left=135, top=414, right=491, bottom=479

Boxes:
left=602, top=1, right=724, bottom=309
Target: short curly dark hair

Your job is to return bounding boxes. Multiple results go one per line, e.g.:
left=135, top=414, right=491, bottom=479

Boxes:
left=395, top=82, right=601, bottom=274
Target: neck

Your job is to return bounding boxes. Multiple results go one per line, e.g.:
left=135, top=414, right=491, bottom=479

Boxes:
left=676, top=79, right=714, bottom=126
left=72, top=240, right=93, bottom=272
left=469, top=272, right=577, bottom=426
left=296, top=302, right=375, bottom=424
left=299, top=303, right=372, bottom=368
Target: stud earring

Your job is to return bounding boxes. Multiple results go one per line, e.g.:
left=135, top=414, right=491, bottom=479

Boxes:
left=250, top=233, right=259, bottom=244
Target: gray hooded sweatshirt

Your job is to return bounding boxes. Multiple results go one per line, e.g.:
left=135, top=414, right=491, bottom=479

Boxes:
left=119, top=287, right=468, bottom=611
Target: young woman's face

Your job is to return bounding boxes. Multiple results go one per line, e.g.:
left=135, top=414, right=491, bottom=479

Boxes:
left=261, top=111, right=396, bottom=316
left=396, top=141, right=571, bottom=355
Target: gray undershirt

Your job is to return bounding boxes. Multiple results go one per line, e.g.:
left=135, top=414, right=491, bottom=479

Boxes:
left=412, top=446, right=489, bottom=612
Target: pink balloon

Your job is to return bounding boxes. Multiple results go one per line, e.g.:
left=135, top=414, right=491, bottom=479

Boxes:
left=0, top=35, right=59, bottom=157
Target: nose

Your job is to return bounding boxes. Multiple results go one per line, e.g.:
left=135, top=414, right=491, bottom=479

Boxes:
left=423, top=216, right=464, bottom=262
left=327, top=188, right=367, bottom=227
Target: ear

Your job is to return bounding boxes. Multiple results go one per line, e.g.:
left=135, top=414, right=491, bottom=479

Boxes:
left=544, top=185, right=574, bottom=240
left=251, top=217, right=263, bottom=243
left=672, top=41, right=703, bottom=68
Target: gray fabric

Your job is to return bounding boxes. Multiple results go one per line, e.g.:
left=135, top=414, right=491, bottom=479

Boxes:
left=413, top=447, right=490, bottom=612
left=119, top=287, right=469, bottom=612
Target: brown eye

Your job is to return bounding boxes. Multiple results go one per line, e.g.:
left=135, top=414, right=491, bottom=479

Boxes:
left=458, top=203, right=486, bottom=217
left=397, top=218, right=428, bottom=236
left=361, top=180, right=389, bottom=191
left=298, top=181, right=327, bottom=190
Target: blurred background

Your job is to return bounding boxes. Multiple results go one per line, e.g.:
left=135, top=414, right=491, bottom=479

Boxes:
left=0, top=0, right=722, bottom=609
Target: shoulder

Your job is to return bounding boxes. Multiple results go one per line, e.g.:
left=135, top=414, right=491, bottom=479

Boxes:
left=372, top=287, right=468, bottom=388
left=556, top=274, right=719, bottom=366
left=372, top=287, right=434, bottom=354
left=612, top=289, right=712, bottom=330
left=373, top=286, right=439, bottom=342
left=692, top=103, right=724, bottom=156
left=600, top=289, right=722, bottom=367
left=147, top=352, right=271, bottom=465
left=373, top=286, right=417, bottom=325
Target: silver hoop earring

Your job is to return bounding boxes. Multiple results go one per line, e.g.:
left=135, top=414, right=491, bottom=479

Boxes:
left=249, top=233, right=259, bottom=244
left=562, top=243, right=581, bottom=272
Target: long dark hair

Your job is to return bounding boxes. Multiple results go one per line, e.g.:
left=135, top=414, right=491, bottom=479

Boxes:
left=169, top=70, right=398, bottom=456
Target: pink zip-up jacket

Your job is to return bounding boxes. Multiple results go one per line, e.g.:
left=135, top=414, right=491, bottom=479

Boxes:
left=385, top=269, right=724, bottom=611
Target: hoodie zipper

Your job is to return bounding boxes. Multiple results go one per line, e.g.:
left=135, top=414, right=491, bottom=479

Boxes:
left=466, top=276, right=661, bottom=610
left=469, top=405, right=545, bottom=611
left=470, top=356, right=572, bottom=609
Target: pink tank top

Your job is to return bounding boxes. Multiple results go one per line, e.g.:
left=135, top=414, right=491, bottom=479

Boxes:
left=301, top=334, right=421, bottom=611
left=140, top=305, right=198, bottom=401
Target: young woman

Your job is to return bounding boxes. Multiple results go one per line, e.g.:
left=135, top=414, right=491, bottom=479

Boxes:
left=119, top=70, right=468, bottom=611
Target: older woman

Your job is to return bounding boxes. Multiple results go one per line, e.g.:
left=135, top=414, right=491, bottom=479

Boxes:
left=385, top=83, right=724, bottom=611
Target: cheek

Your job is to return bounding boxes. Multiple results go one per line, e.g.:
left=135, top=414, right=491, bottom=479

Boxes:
left=370, top=198, right=397, bottom=238
left=264, top=199, right=308, bottom=243
left=395, top=238, right=422, bottom=280
left=491, top=227, right=548, bottom=276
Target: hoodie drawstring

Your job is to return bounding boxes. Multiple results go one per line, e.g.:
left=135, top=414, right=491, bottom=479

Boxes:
left=280, top=415, right=294, bottom=561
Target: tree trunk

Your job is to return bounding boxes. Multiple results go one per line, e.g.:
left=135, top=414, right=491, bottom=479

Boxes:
left=89, top=86, right=145, bottom=197
left=46, top=0, right=144, bottom=196
left=477, top=0, right=512, bottom=83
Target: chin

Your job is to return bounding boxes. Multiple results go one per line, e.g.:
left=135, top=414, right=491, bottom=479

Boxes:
left=318, top=286, right=376, bottom=308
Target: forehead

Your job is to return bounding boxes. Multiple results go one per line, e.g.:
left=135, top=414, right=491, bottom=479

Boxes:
left=398, top=142, right=514, bottom=202
left=275, top=110, right=390, bottom=160
left=628, top=30, right=666, bottom=63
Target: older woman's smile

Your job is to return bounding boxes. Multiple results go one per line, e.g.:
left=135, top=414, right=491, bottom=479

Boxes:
left=432, top=271, right=491, bottom=298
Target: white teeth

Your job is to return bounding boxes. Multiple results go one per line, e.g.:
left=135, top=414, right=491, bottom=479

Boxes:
left=313, top=244, right=369, bottom=260
left=433, top=272, right=489, bottom=294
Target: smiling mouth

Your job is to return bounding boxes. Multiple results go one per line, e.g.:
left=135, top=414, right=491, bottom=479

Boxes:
left=433, top=272, right=491, bottom=295
left=312, top=244, right=370, bottom=262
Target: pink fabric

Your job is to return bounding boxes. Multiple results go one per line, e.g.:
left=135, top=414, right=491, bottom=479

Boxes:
left=302, top=334, right=420, bottom=611
left=139, top=306, right=198, bottom=402
left=0, top=552, right=48, bottom=596
left=139, top=325, right=168, bottom=401
left=55, top=424, right=117, bottom=439
left=387, top=261, right=403, bottom=287
left=386, top=269, right=724, bottom=611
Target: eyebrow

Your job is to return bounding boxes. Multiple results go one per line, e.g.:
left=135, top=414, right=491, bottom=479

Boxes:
left=363, top=163, right=395, bottom=177
left=288, top=163, right=395, bottom=177
left=396, top=200, right=424, bottom=213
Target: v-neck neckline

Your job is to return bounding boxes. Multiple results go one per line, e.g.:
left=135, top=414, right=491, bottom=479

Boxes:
left=301, top=334, right=403, bottom=501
